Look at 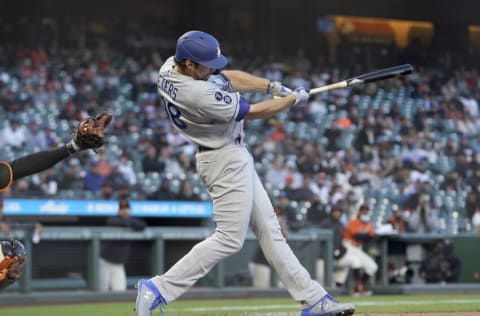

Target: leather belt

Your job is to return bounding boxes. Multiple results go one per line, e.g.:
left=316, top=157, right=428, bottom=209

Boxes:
left=198, top=136, right=241, bottom=152
left=198, top=145, right=215, bottom=152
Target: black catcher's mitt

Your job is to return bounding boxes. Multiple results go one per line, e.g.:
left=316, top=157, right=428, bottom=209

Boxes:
left=66, top=111, right=113, bottom=154
left=0, top=240, right=27, bottom=290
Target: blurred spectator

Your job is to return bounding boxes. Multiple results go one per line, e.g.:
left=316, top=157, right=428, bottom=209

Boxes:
left=317, top=205, right=350, bottom=286
left=283, top=175, right=297, bottom=198
left=148, top=177, right=177, bottom=201
left=176, top=179, right=201, bottom=201
left=465, top=190, right=479, bottom=221
left=342, top=204, right=378, bottom=296
left=99, top=181, right=115, bottom=199
left=289, top=174, right=315, bottom=202
left=83, top=160, right=107, bottom=194
left=58, top=158, right=85, bottom=191
left=99, top=197, right=146, bottom=291
left=472, top=208, right=480, bottom=233
left=265, top=155, right=289, bottom=188
left=276, top=192, right=302, bottom=231
left=405, top=193, right=442, bottom=234
left=439, top=172, right=461, bottom=192
left=354, top=119, right=375, bottom=161
left=329, top=184, right=344, bottom=206
left=104, top=163, right=127, bottom=190
left=271, top=121, right=286, bottom=142
left=59, top=102, right=79, bottom=120
left=158, top=147, right=185, bottom=178
left=419, top=240, right=462, bottom=283
left=142, top=145, right=165, bottom=173
left=115, top=153, right=137, bottom=187
left=444, top=136, right=460, bottom=157
left=166, top=127, right=190, bottom=149
left=1, top=119, right=26, bottom=149
left=344, top=189, right=363, bottom=220
left=468, top=161, right=480, bottom=186
left=400, top=137, right=427, bottom=171
left=23, top=121, right=48, bottom=150
left=284, top=160, right=303, bottom=189
left=38, top=169, right=58, bottom=197
left=96, top=150, right=113, bottom=178
left=413, top=106, right=427, bottom=132
left=459, top=92, right=479, bottom=119
left=307, top=195, right=328, bottom=225
left=386, top=209, right=407, bottom=233
left=402, top=179, right=431, bottom=211
left=454, top=152, right=471, bottom=179
left=311, top=172, right=330, bottom=205
left=9, top=178, right=40, bottom=197
left=296, top=142, right=319, bottom=174
left=44, top=127, right=60, bottom=148
left=176, top=151, right=195, bottom=175
left=324, top=124, right=342, bottom=152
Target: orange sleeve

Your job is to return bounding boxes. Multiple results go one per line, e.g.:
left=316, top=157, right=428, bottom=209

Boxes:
left=344, top=218, right=374, bottom=246
left=0, top=161, right=13, bottom=192
left=368, top=223, right=375, bottom=237
left=344, top=218, right=361, bottom=244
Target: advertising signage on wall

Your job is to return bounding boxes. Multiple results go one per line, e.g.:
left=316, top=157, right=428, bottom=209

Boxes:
left=3, top=199, right=213, bottom=218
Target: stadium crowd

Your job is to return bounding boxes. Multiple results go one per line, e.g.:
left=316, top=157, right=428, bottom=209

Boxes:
left=1, top=17, right=480, bottom=237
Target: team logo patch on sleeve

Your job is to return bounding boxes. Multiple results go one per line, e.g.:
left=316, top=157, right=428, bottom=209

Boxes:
left=215, top=92, right=223, bottom=101
left=223, top=95, right=232, bottom=104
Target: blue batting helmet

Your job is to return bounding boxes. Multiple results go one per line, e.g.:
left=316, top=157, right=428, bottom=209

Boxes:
left=175, top=30, right=228, bottom=69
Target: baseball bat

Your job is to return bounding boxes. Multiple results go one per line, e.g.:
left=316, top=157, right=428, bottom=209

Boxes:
left=309, top=64, right=413, bottom=95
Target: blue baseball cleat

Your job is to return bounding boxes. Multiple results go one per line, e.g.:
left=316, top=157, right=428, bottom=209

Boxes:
left=301, top=294, right=355, bottom=316
left=135, top=279, right=167, bottom=316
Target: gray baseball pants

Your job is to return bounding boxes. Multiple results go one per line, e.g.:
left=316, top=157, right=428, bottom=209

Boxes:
left=151, top=144, right=327, bottom=305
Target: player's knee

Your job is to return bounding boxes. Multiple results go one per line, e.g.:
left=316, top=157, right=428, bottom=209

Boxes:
left=224, top=238, right=244, bottom=254
left=365, top=261, right=378, bottom=276
left=216, top=231, right=245, bottom=254
left=349, top=258, right=363, bottom=270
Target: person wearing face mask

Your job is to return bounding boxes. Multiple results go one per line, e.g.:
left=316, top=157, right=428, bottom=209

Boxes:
left=342, top=204, right=378, bottom=296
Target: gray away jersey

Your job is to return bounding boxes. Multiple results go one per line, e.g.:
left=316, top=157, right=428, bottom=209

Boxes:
left=157, top=57, right=248, bottom=149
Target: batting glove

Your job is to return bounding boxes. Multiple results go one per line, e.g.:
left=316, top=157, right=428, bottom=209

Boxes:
left=267, top=81, right=293, bottom=97
left=293, top=87, right=309, bottom=105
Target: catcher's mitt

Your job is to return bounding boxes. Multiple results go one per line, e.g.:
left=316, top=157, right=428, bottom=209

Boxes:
left=66, top=111, right=113, bottom=154
left=0, top=240, right=27, bottom=290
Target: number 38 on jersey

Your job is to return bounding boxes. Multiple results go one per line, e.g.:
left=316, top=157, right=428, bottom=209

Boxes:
left=161, top=97, right=187, bottom=130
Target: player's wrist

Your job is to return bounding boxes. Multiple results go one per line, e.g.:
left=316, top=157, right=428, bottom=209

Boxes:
left=293, top=87, right=309, bottom=106
left=267, top=81, right=293, bottom=97
left=65, top=140, right=81, bottom=155
left=288, top=94, right=297, bottom=106
left=266, top=80, right=273, bottom=94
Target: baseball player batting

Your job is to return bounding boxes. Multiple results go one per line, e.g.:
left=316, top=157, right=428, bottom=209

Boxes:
left=135, top=30, right=355, bottom=316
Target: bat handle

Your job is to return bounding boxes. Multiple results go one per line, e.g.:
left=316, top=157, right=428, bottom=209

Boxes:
left=309, top=81, right=348, bottom=95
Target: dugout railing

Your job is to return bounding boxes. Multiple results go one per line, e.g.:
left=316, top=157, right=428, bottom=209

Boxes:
left=0, top=227, right=334, bottom=293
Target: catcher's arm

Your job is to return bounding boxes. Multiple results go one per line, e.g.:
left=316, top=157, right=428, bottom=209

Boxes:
left=0, top=240, right=27, bottom=290
left=0, top=111, right=113, bottom=190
